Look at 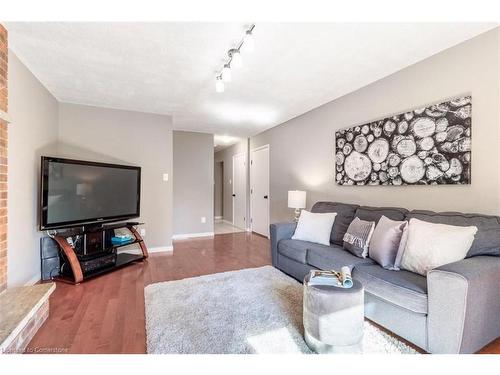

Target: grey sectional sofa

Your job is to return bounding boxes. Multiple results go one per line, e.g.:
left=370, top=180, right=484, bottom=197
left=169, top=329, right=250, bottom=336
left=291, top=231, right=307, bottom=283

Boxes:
left=270, top=201, right=500, bottom=354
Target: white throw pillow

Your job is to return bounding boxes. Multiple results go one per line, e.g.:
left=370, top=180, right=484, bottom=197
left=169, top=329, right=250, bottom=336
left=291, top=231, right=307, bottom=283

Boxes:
left=292, top=210, right=337, bottom=246
left=400, top=218, right=478, bottom=276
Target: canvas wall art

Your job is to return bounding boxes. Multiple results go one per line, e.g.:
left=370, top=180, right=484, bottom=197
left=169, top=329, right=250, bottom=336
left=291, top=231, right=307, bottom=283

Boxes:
left=335, top=95, right=471, bottom=186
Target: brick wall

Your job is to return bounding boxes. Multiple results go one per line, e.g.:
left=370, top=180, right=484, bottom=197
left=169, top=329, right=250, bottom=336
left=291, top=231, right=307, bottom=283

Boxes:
left=0, top=24, right=7, bottom=292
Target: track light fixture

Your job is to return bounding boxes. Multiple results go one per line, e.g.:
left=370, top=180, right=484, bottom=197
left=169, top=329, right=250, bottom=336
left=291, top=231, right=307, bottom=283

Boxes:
left=215, top=76, right=224, bottom=93
left=215, top=24, right=255, bottom=93
left=222, top=64, right=231, bottom=82
left=243, top=29, right=255, bottom=52
left=229, top=49, right=243, bottom=69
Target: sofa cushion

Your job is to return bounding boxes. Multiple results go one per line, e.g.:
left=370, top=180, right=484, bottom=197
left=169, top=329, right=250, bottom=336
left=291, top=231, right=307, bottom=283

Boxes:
left=343, top=217, right=375, bottom=258
left=369, top=215, right=408, bottom=269
left=400, top=218, right=478, bottom=276
left=278, top=239, right=310, bottom=264
left=353, top=264, right=428, bottom=314
left=292, top=210, right=337, bottom=246
left=306, top=243, right=374, bottom=271
left=406, top=210, right=500, bottom=257
left=311, top=202, right=359, bottom=246
left=355, top=205, right=409, bottom=223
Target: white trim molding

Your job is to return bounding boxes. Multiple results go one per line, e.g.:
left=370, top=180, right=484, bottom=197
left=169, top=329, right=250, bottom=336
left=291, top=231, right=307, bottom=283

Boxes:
left=214, top=216, right=223, bottom=220
left=121, top=245, right=173, bottom=255
left=148, top=246, right=173, bottom=253
left=172, top=232, right=214, bottom=240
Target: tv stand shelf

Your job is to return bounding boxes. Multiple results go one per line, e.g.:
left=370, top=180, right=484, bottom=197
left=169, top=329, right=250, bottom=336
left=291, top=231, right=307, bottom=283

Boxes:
left=52, top=223, right=148, bottom=284
left=78, top=252, right=145, bottom=280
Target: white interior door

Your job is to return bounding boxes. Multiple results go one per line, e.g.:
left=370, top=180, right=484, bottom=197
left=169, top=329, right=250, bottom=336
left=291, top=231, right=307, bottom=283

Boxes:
left=232, top=153, right=246, bottom=230
left=251, top=145, right=270, bottom=237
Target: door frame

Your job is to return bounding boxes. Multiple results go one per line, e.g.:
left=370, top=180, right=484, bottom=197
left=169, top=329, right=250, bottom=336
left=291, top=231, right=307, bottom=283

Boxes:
left=232, top=152, right=247, bottom=229
left=250, top=144, right=270, bottom=238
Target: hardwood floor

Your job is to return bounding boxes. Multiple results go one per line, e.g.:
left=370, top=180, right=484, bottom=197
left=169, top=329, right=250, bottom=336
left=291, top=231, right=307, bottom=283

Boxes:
left=26, top=231, right=499, bottom=354
left=27, top=232, right=270, bottom=354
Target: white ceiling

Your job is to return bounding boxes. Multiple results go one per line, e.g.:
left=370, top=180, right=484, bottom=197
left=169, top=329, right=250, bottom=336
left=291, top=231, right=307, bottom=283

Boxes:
left=6, top=22, right=496, bottom=145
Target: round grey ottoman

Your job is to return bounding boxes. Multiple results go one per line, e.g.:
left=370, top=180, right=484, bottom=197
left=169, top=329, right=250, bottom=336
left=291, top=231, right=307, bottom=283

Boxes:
left=303, top=274, right=364, bottom=354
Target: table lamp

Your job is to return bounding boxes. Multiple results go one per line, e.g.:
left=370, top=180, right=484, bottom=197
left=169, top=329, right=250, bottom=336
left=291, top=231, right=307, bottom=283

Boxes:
left=288, top=190, right=306, bottom=222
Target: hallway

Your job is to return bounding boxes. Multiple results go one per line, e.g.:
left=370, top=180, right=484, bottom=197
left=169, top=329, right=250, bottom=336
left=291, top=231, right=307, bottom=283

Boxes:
left=214, top=219, right=246, bottom=234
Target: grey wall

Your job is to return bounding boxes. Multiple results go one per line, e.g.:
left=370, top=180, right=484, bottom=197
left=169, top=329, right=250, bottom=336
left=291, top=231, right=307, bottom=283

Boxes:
left=8, top=51, right=59, bottom=286
left=173, top=131, right=214, bottom=235
left=214, top=161, right=223, bottom=218
left=214, top=140, right=248, bottom=223
left=58, top=103, right=173, bottom=249
left=251, top=28, right=500, bottom=223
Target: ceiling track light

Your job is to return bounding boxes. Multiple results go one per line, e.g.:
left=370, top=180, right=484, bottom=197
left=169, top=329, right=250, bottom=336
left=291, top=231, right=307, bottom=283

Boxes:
left=222, top=64, right=231, bottom=82
left=228, top=49, right=242, bottom=69
left=214, top=24, right=255, bottom=93
left=215, top=76, right=224, bottom=93
left=243, top=29, right=255, bottom=52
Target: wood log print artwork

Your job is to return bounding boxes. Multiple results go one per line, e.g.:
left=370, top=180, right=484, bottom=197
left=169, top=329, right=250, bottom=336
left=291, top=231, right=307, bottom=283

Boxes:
left=335, top=95, right=471, bottom=186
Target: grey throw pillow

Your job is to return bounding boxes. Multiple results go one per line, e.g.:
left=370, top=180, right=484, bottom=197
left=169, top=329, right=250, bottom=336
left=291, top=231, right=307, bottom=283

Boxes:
left=369, top=215, right=408, bottom=269
left=343, top=217, right=375, bottom=258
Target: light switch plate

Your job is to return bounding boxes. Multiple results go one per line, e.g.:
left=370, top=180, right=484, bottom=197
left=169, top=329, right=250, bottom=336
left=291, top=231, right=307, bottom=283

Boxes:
left=163, top=173, right=169, bottom=182
left=140, top=228, right=146, bottom=237
left=201, top=217, right=206, bottom=223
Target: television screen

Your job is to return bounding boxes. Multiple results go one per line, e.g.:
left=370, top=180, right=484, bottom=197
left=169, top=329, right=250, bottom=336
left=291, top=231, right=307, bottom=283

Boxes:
left=40, top=157, right=141, bottom=230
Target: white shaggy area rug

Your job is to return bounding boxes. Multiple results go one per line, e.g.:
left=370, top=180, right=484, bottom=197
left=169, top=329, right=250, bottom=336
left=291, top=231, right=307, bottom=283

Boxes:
left=145, top=266, right=419, bottom=354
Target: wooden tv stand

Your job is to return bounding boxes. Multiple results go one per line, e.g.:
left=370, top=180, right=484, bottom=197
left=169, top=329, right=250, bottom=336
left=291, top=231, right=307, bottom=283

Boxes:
left=52, top=222, right=148, bottom=284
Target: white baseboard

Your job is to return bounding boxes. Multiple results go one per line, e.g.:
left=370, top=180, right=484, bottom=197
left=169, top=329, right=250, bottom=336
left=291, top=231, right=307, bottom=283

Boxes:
left=172, top=232, right=214, bottom=240
left=149, top=246, right=173, bottom=253
left=24, top=274, right=41, bottom=286
left=214, top=216, right=223, bottom=220
left=121, top=245, right=173, bottom=255
left=222, top=220, right=233, bottom=225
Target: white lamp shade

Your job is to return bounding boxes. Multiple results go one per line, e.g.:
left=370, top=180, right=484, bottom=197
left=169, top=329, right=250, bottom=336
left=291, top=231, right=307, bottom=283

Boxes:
left=288, top=190, right=306, bottom=209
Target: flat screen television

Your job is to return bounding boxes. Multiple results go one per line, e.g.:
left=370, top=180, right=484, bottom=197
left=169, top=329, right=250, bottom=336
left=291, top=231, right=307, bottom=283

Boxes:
left=40, top=157, right=141, bottom=230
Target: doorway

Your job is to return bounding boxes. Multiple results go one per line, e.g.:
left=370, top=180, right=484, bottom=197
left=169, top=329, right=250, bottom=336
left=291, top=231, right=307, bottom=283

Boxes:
left=214, top=161, right=223, bottom=220
left=250, top=145, right=270, bottom=237
left=232, top=152, right=247, bottom=230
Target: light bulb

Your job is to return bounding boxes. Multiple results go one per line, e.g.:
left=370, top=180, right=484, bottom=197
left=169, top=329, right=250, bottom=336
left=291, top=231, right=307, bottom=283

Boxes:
left=231, top=50, right=243, bottom=68
left=215, top=77, right=224, bottom=93
left=222, top=64, right=231, bottom=82
left=243, top=30, right=255, bottom=52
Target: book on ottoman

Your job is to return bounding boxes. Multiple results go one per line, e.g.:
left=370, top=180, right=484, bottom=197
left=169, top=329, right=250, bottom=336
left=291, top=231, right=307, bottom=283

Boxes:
left=307, top=267, right=353, bottom=288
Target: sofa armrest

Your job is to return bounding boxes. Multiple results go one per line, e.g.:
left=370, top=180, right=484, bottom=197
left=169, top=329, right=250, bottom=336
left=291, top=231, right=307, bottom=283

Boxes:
left=270, top=222, right=297, bottom=267
left=427, top=256, right=500, bottom=353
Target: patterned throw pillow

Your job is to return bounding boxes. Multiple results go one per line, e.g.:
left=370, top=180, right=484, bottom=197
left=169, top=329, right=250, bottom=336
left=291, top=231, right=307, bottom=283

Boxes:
left=343, top=217, right=376, bottom=258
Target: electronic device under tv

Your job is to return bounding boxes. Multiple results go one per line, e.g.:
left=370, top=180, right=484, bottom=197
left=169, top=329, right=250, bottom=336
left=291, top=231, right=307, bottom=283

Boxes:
left=39, top=156, right=141, bottom=230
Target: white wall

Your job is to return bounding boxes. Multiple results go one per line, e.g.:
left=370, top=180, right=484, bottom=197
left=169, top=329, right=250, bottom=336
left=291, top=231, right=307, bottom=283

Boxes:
left=8, top=51, right=59, bottom=286
left=173, top=131, right=214, bottom=236
left=251, top=28, right=500, bottom=223
left=57, top=103, right=174, bottom=249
